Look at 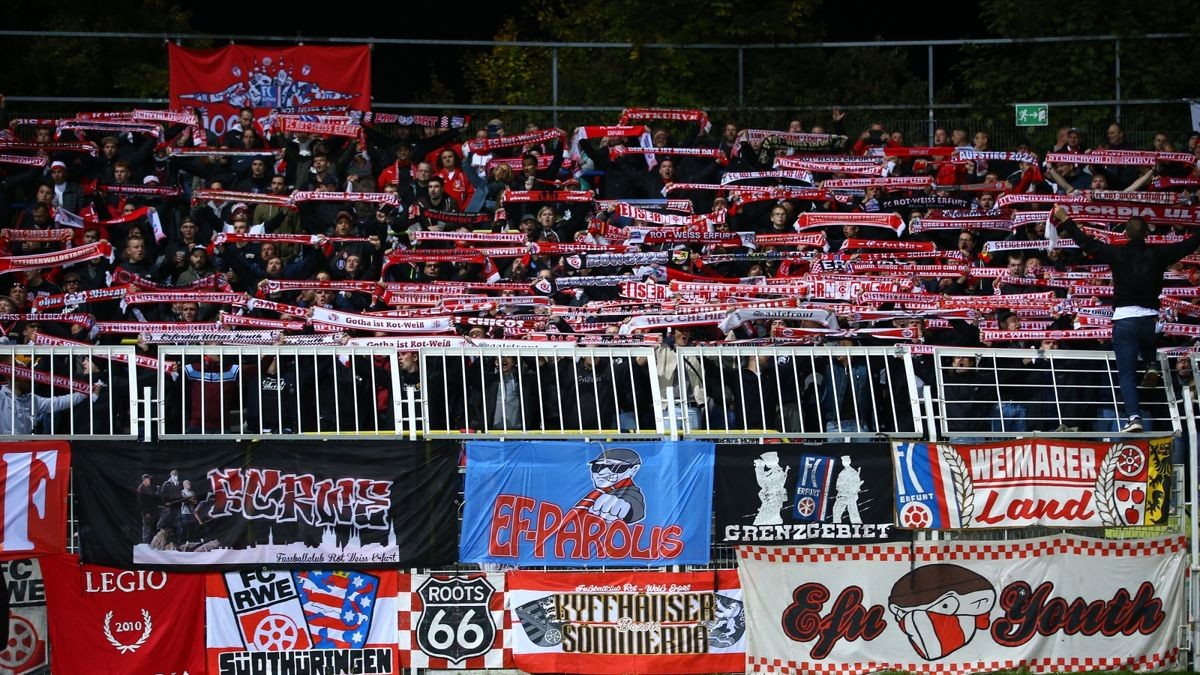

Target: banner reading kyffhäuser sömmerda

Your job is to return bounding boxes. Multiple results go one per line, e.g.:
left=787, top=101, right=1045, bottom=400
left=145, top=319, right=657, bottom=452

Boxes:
left=461, top=441, right=713, bottom=566
left=739, top=535, right=1185, bottom=675
left=716, top=443, right=909, bottom=544
left=509, top=570, right=745, bottom=674
left=206, top=569, right=399, bottom=675
left=73, top=441, right=457, bottom=568
left=892, top=438, right=1172, bottom=529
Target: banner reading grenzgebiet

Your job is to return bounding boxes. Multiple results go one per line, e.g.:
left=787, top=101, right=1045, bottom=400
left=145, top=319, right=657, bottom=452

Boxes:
left=716, top=443, right=908, bottom=544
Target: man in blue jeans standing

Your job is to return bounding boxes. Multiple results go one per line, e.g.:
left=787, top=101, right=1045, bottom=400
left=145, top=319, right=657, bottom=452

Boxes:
left=1052, top=205, right=1200, bottom=432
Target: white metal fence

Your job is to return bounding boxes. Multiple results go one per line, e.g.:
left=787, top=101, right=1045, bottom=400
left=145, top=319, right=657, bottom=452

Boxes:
left=155, top=345, right=409, bottom=439
left=930, top=345, right=1180, bottom=440
left=0, top=345, right=138, bottom=439
left=0, top=344, right=1189, bottom=441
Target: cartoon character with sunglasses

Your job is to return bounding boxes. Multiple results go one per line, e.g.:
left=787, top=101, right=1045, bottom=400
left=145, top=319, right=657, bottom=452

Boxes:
left=582, top=447, right=645, bottom=524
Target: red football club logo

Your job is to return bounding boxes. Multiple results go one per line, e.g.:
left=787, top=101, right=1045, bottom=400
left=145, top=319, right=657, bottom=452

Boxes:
left=238, top=609, right=310, bottom=652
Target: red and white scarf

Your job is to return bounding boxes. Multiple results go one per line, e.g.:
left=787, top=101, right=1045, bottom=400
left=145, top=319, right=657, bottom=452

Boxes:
left=502, top=190, right=594, bottom=203
left=821, top=176, right=933, bottom=189
left=468, top=128, right=564, bottom=153
left=0, top=154, right=47, bottom=167
left=0, top=241, right=113, bottom=273
left=309, top=306, right=454, bottom=334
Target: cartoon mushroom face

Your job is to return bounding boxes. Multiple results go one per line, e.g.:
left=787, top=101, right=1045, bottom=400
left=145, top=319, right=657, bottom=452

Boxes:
left=888, top=564, right=996, bottom=660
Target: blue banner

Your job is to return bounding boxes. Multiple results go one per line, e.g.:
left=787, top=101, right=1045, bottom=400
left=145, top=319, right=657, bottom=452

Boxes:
left=461, top=441, right=714, bottom=566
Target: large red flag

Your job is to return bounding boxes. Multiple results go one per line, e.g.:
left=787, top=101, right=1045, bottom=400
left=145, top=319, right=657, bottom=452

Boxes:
left=0, top=442, right=70, bottom=560
left=168, top=44, right=371, bottom=136
left=42, top=554, right=206, bottom=675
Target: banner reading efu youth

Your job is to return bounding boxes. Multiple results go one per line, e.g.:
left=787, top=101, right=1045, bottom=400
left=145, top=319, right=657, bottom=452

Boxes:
left=461, top=441, right=713, bottom=566
left=73, top=441, right=457, bottom=569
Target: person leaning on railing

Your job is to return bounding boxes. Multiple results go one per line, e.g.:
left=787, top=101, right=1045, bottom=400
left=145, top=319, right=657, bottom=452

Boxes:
left=1051, top=204, right=1200, bottom=432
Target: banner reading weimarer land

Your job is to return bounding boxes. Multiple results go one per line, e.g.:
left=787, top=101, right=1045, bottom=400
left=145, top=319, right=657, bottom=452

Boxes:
left=891, top=438, right=1171, bottom=529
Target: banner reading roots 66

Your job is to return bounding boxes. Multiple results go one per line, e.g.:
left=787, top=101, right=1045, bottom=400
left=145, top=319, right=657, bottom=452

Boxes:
left=508, top=570, right=745, bottom=674
left=739, top=535, right=1186, bottom=675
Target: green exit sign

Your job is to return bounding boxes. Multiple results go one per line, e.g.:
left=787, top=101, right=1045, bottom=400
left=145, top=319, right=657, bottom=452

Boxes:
left=1015, top=103, right=1049, bottom=127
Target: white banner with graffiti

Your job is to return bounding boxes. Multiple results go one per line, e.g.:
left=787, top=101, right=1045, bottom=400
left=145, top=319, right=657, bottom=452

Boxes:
left=739, top=535, right=1185, bottom=675
left=891, top=438, right=1173, bottom=529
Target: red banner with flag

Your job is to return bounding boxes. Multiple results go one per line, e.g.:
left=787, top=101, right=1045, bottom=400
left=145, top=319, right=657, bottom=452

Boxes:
left=0, top=442, right=70, bottom=560
left=168, top=44, right=371, bottom=136
left=41, top=554, right=206, bottom=675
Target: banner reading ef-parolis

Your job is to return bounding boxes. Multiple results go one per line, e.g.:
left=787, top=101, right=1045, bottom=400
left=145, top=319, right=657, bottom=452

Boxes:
left=716, top=443, right=909, bottom=544
left=892, top=438, right=1172, bottom=529
left=461, top=441, right=713, bottom=566
left=73, top=441, right=457, bottom=569
left=508, top=570, right=745, bottom=674
left=739, top=535, right=1186, bottom=675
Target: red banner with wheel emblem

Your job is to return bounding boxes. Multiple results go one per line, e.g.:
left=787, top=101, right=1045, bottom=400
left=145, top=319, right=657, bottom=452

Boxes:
left=40, top=554, right=206, bottom=675
left=206, top=569, right=400, bottom=675
left=891, top=438, right=1173, bottom=529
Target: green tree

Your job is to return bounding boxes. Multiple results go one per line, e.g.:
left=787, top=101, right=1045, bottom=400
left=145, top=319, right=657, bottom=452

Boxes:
left=0, top=0, right=196, bottom=106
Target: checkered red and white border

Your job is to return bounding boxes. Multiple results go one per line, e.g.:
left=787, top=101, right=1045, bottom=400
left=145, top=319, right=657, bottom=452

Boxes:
left=748, top=648, right=1180, bottom=674
left=396, top=572, right=512, bottom=670
left=738, top=534, right=1187, bottom=563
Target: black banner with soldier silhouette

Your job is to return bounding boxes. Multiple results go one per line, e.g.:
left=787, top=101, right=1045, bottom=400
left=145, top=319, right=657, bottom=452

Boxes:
left=714, top=443, right=909, bottom=544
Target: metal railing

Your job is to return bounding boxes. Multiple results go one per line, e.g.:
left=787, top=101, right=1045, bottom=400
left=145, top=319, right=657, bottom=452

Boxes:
left=155, top=344, right=407, bottom=439
left=0, top=345, right=138, bottom=439
left=0, top=344, right=1188, bottom=441
left=674, top=345, right=923, bottom=440
left=419, top=345, right=663, bottom=439
left=2, top=30, right=1193, bottom=131
left=931, top=345, right=1180, bottom=440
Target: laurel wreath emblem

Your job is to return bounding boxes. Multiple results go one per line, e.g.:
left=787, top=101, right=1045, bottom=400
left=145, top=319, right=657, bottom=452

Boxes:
left=939, top=444, right=975, bottom=526
left=1095, top=449, right=1120, bottom=526
left=102, top=609, right=152, bottom=654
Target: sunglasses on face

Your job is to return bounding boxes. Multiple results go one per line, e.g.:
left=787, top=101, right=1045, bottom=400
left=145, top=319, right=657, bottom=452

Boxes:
left=590, top=461, right=634, bottom=473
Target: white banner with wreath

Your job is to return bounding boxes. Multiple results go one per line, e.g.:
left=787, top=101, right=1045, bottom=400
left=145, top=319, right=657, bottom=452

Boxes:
left=890, top=439, right=1173, bottom=529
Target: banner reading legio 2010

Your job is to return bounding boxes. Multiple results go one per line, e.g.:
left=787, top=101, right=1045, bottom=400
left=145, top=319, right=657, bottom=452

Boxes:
left=206, top=569, right=399, bottom=675
left=739, top=535, right=1186, bottom=675
left=461, top=441, right=713, bottom=566
left=509, top=570, right=745, bottom=674
left=716, top=443, right=910, bottom=544
left=892, top=438, right=1172, bottom=529
left=73, top=441, right=457, bottom=568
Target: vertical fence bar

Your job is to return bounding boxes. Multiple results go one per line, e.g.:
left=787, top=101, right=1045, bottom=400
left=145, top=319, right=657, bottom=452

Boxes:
left=1114, top=39, right=1122, bottom=123
left=737, top=47, right=744, bottom=109
left=927, top=44, right=935, bottom=143
left=551, top=47, right=559, bottom=129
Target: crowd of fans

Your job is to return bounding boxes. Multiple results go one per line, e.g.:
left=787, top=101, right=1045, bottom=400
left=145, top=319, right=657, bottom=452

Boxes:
left=2, top=93, right=1200, bottom=438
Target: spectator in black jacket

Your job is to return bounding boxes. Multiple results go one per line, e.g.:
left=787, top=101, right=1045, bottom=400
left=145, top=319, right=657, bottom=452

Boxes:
left=1052, top=205, right=1200, bottom=431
